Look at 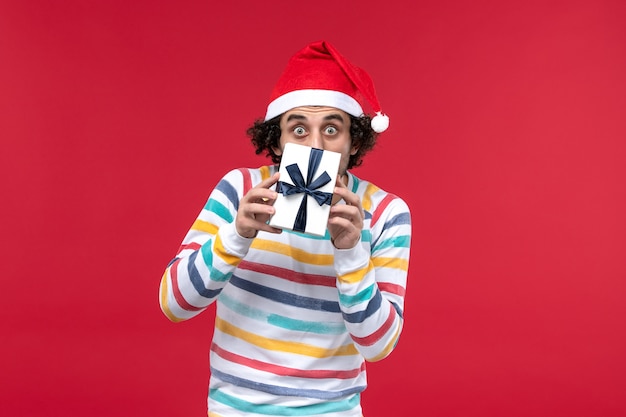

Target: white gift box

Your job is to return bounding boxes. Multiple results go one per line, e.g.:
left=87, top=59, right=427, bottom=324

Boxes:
left=269, top=143, right=341, bottom=236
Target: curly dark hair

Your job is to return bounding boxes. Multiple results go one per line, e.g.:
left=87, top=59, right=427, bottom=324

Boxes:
left=246, top=113, right=379, bottom=170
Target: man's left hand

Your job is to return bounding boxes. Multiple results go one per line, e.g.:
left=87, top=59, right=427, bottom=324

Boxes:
left=328, top=176, right=364, bottom=249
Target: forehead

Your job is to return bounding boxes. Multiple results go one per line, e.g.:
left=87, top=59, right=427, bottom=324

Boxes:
left=281, top=106, right=349, bottom=122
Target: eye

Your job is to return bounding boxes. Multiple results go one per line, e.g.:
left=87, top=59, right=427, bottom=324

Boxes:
left=293, top=126, right=306, bottom=136
left=324, top=125, right=338, bottom=135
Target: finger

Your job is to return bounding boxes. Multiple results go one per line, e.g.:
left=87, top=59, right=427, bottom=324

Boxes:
left=330, top=203, right=364, bottom=225
left=258, top=172, right=280, bottom=189
left=250, top=201, right=281, bottom=221
left=333, top=186, right=362, bottom=210
left=245, top=172, right=280, bottom=204
left=330, top=208, right=364, bottom=228
left=327, top=218, right=361, bottom=249
left=247, top=189, right=279, bottom=205
left=237, top=218, right=282, bottom=238
left=328, top=214, right=356, bottom=228
left=241, top=215, right=282, bottom=233
left=237, top=201, right=282, bottom=238
left=257, top=224, right=283, bottom=234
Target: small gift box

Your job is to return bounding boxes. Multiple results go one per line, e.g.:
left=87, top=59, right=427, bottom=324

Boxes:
left=269, top=143, right=341, bottom=236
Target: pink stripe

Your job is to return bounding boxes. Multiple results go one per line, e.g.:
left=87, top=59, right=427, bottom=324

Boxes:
left=378, top=282, right=406, bottom=297
left=176, top=242, right=201, bottom=256
left=370, top=194, right=396, bottom=227
left=238, top=168, right=252, bottom=194
left=211, top=342, right=364, bottom=379
left=238, top=260, right=335, bottom=287
left=350, top=304, right=396, bottom=346
left=170, top=259, right=203, bottom=312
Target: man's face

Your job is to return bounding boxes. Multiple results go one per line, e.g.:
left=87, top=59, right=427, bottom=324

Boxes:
left=273, top=106, right=358, bottom=176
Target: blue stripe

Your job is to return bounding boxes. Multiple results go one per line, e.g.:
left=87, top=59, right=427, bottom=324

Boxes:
left=384, top=212, right=411, bottom=228
left=372, top=212, right=411, bottom=247
left=211, top=368, right=365, bottom=401
left=342, top=290, right=382, bottom=323
left=216, top=179, right=240, bottom=211
left=218, top=292, right=346, bottom=334
left=188, top=251, right=223, bottom=298
left=230, top=275, right=341, bottom=313
left=391, top=300, right=403, bottom=319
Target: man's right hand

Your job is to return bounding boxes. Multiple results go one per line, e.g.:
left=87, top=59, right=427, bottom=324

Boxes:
left=235, top=172, right=282, bottom=238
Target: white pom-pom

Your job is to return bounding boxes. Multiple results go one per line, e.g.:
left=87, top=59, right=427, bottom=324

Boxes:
left=371, top=112, right=389, bottom=133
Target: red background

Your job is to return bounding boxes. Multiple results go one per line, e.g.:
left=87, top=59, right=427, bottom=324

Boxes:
left=1, top=1, right=625, bottom=416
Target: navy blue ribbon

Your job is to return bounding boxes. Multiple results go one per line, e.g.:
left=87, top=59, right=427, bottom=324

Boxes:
left=277, top=148, right=333, bottom=233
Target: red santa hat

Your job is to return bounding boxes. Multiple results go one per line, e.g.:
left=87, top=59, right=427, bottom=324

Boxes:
left=264, top=41, right=389, bottom=133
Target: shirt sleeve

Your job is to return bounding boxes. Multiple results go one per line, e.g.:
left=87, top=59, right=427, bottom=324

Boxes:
left=159, top=169, right=253, bottom=322
left=333, top=196, right=412, bottom=361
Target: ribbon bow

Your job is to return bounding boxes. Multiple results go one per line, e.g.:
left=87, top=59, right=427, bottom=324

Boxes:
left=277, top=148, right=333, bottom=233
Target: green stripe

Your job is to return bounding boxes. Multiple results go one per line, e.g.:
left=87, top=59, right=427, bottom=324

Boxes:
left=200, top=242, right=229, bottom=282
left=210, top=389, right=360, bottom=416
left=219, top=293, right=346, bottom=334
left=350, top=175, right=360, bottom=193
left=205, top=198, right=233, bottom=223
left=283, top=221, right=370, bottom=243
left=282, top=228, right=330, bottom=240
left=373, top=235, right=411, bottom=252
left=268, top=314, right=345, bottom=335
left=339, top=284, right=375, bottom=307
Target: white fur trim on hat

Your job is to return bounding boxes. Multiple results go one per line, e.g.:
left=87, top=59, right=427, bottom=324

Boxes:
left=371, top=112, right=389, bottom=133
left=265, top=89, right=364, bottom=121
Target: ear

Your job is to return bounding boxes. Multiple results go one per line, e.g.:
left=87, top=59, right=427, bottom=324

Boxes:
left=350, top=144, right=359, bottom=156
left=272, top=145, right=283, bottom=156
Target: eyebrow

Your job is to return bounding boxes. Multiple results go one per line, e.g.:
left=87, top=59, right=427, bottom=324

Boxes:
left=285, top=113, right=346, bottom=124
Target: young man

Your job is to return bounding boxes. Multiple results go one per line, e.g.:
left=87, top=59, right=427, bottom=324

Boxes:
left=159, top=41, right=411, bottom=417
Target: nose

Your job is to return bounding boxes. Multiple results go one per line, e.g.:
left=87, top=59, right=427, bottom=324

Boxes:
left=307, top=131, right=323, bottom=149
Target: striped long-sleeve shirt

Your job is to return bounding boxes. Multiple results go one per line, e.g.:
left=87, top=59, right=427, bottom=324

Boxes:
left=159, top=165, right=411, bottom=417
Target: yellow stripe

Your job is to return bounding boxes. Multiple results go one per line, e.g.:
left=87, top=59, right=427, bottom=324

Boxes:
left=251, top=239, right=334, bottom=265
left=216, top=316, right=358, bottom=358
left=159, top=271, right=184, bottom=323
left=372, top=257, right=409, bottom=271
left=208, top=413, right=226, bottom=417
left=191, top=219, right=218, bottom=235
left=368, top=322, right=402, bottom=362
left=259, top=165, right=271, bottom=180
left=338, top=262, right=373, bottom=284
left=214, top=233, right=242, bottom=266
left=361, top=183, right=379, bottom=212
